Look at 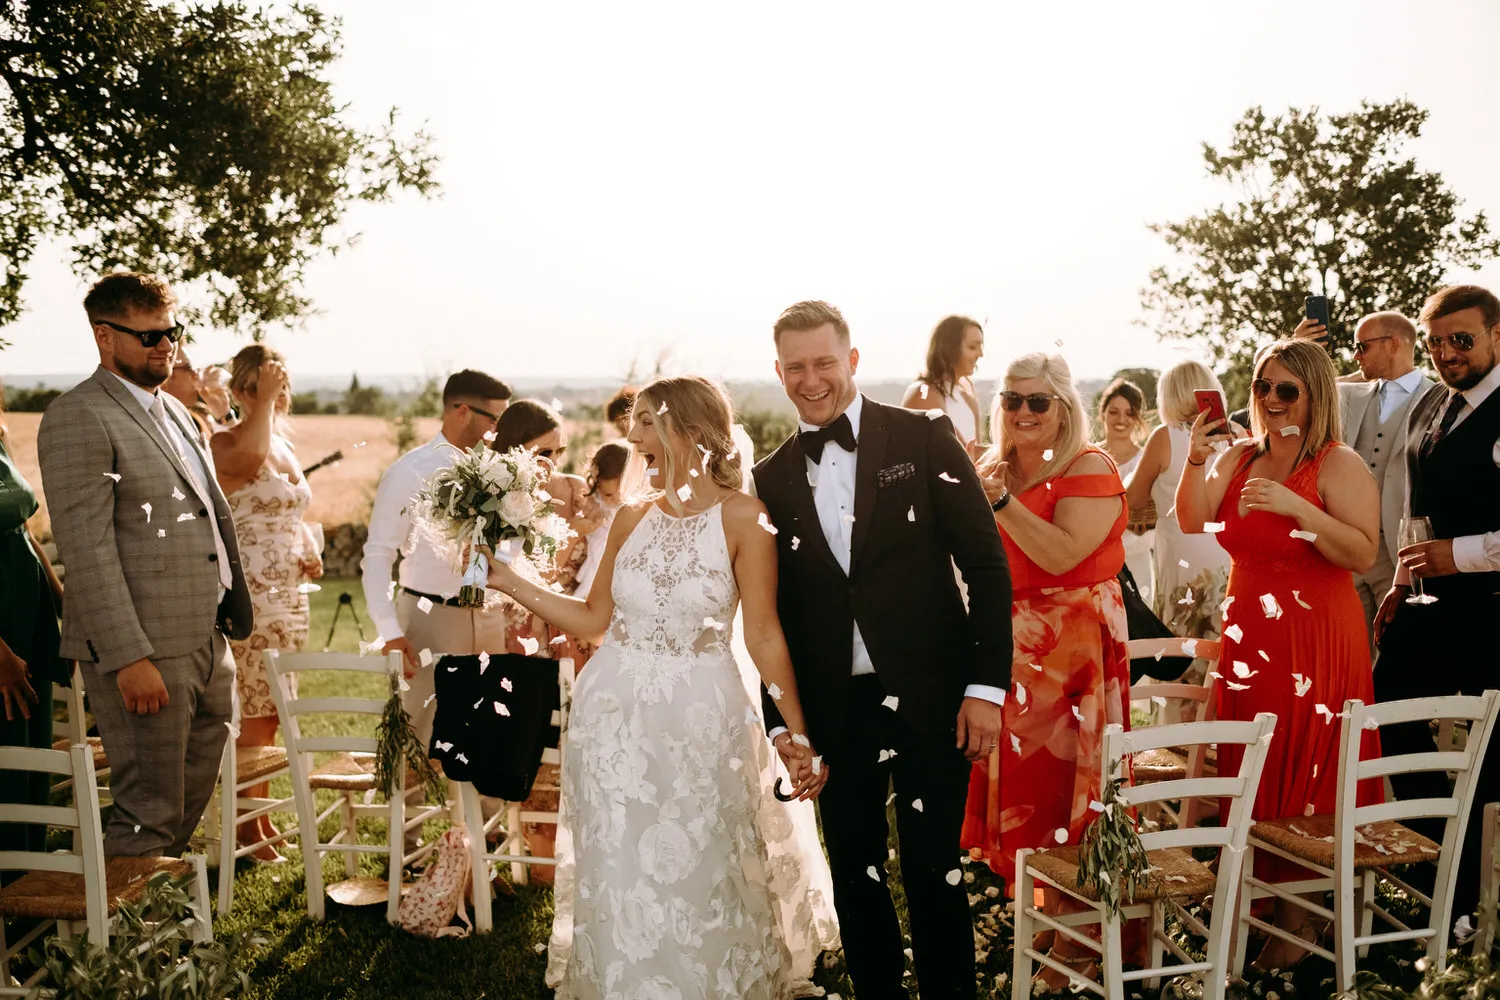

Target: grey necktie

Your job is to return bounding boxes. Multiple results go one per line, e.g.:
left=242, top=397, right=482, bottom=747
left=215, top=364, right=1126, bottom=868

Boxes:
left=150, top=395, right=234, bottom=590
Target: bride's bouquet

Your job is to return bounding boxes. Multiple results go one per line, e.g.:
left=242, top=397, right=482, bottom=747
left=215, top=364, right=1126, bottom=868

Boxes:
left=410, top=445, right=571, bottom=607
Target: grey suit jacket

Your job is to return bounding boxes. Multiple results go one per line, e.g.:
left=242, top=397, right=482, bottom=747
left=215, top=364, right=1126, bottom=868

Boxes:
left=38, top=367, right=253, bottom=673
left=1338, top=374, right=1433, bottom=565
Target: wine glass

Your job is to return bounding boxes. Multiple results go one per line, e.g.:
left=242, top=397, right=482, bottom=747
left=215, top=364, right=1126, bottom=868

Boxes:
left=1399, top=516, right=1439, bottom=605
left=297, top=522, right=326, bottom=594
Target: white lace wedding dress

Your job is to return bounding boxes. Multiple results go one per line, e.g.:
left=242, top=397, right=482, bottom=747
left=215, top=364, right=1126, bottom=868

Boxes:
left=546, top=501, right=835, bottom=999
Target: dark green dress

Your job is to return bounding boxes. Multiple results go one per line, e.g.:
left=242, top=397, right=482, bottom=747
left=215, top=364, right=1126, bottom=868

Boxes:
left=0, top=436, right=65, bottom=855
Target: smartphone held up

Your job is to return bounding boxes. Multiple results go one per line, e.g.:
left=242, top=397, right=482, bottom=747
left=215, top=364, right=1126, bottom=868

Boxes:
left=1194, top=389, right=1231, bottom=438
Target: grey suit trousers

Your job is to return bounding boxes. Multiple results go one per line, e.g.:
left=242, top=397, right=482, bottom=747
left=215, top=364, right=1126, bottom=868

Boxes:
left=82, top=629, right=233, bottom=857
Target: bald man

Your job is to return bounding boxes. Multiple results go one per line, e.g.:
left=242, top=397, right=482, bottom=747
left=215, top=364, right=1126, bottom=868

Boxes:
left=1337, top=312, right=1433, bottom=647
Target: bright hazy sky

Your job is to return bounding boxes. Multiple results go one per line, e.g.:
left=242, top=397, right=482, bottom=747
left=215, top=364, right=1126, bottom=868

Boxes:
left=5, top=0, right=1500, bottom=387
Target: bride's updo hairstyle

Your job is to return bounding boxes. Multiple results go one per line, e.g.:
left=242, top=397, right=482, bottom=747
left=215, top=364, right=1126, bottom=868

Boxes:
left=633, top=377, right=743, bottom=506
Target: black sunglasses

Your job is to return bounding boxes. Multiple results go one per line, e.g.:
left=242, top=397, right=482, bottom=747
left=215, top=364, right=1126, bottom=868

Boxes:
left=1425, top=332, right=1476, bottom=353
left=96, top=318, right=185, bottom=348
left=466, top=403, right=502, bottom=423
left=1000, top=391, right=1064, bottom=414
left=1352, top=335, right=1394, bottom=355
left=537, top=445, right=567, bottom=460
left=1251, top=378, right=1302, bottom=404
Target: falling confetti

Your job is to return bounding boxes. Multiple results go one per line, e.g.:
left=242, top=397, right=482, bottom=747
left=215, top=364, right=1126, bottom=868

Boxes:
left=882, top=695, right=900, bottom=711
left=1010, top=733, right=1022, bottom=754
left=1226, top=681, right=1251, bottom=691
left=919, top=385, right=929, bottom=399
left=907, top=506, right=916, bottom=522
left=1224, top=624, right=1244, bottom=643
left=501, top=677, right=513, bottom=693
left=176, top=512, right=195, bottom=521
left=156, top=529, right=166, bottom=538
left=878, top=749, right=897, bottom=762
left=1054, top=828, right=1068, bottom=844
left=550, top=635, right=567, bottom=645
left=1043, top=449, right=1054, bottom=461
left=419, top=649, right=434, bottom=667
left=757, top=512, right=778, bottom=535
left=791, top=535, right=801, bottom=550
left=103, top=472, right=121, bottom=482
left=519, top=636, right=540, bottom=656
left=1070, top=705, right=1083, bottom=721
left=1178, top=588, right=1195, bottom=606
left=1015, top=683, right=1027, bottom=705
left=417, top=596, right=434, bottom=614
left=1292, top=590, right=1312, bottom=610
left=478, top=651, right=490, bottom=674
left=1178, top=559, right=1190, bottom=569
left=1279, top=425, right=1301, bottom=437
left=768, top=682, right=784, bottom=701
left=1204, top=521, right=1226, bottom=533
left=938, top=471, right=960, bottom=483
left=494, top=701, right=511, bottom=716
left=657, top=401, right=669, bottom=414
left=945, top=869, right=963, bottom=885
left=674, top=483, right=693, bottom=502
left=424, top=693, right=437, bottom=707
left=841, top=513, right=856, bottom=523
left=172, top=487, right=185, bottom=501
left=925, top=408, right=945, bottom=421
left=1290, top=529, right=1318, bottom=542
left=482, top=430, right=497, bottom=443
left=703, top=617, right=725, bottom=630
left=297, top=582, right=321, bottom=594
left=1232, top=661, right=1256, bottom=678
left=1260, top=594, right=1283, bottom=618
left=1363, top=717, right=1380, bottom=731
left=1258, top=649, right=1270, bottom=662
left=867, top=866, right=881, bottom=882
left=811, top=756, right=823, bottom=775
left=142, top=502, right=152, bottom=522
left=1315, top=703, right=1335, bottom=723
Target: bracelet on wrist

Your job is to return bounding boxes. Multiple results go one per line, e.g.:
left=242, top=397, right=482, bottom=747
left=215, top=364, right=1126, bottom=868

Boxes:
left=991, top=489, right=1012, bottom=512
left=1187, top=457, right=1206, bottom=467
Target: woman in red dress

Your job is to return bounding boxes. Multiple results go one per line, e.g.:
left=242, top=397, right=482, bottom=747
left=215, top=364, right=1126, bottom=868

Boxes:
left=1175, top=338, right=1382, bottom=967
left=964, top=351, right=1132, bottom=985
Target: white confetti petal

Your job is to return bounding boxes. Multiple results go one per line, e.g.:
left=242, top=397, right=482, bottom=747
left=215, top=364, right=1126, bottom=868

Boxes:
left=938, top=471, right=960, bottom=483
left=176, top=512, right=195, bottom=521
left=1290, top=529, right=1318, bottom=542
left=419, top=649, right=434, bottom=667
left=1258, top=649, right=1270, bottom=662
left=790, top=536, right=800, bottom=550
left=925, top=408, right=945, bottom=421
left=867, top=866, right=881, bottom=881
left=103, top=472, right=121, bottom=482
left=482, top=430, right=497, bottom=443
left=945, top=868, right=962, bottom=885
left=455, top=752, right=469, bottom=764
left=1181, top=638, right=1198, bottom=657
left=417, top=596, right=434, bottom=614
left=675, top=483, right=693, bottom=502
left=157, top=528, right=166, bottom=538
left=473, top=697, right=483, bottom=709
left=494, top=701, right=511, bottom=716
left=1293, top=590, right=1312, bottom=610
left=1363, top=717, right=1380, bottom=731
left=809, top=756, right=823, bottom=775
left=878, top=748, right=896, bottom=762
left=501, top=677, right=513, bottom=693
left=757, top=512, right=779, bottom=535
left=141, top=502, right=152, bottom=522
left=879, top=695, right=900, bottom=713
left=1203, top=521, right=1225, bottom=533
left=1015, top=683, right=1027, bottom=705
left=907, top=506, right=916, bottom=522
left=520, top=636, right=540, bottom=656
left=1054, top=828, right=1068, bottom=844
left=1043, top=449, right=1054, bottom=461
left=1315, top=703, right=1335, bottom=723
left=1232, top=661, right=1256, bottom=679
left=656, top=401, right=668, bottom=414
left=791, top=733, right=811, bottom=748
left=1010, top=733, right=1022, bottom=754
left=549, top=635, right=567, bottom=645
left=1070, top=705, right=1083, bottom=721
left=424, top=693, right=437, bottom=707
left=911, top=798, right=923, bottom=811
left=172, top=486, right=185, bottom=501
left=1178, top=559, right=1190, bottom=569
left=1226, top=681, right=1251, bottom=690
left=1224, top=624, right=1244, bottom=643
left=1260, top=593, right=1284, bottom=618
left=297, top=582, right=320, bottom=593
left=1279, top=425, right=1301, bottom=437
left=478, top=651, right=490, bottom=674
left=768, top=682, right=783, bottom=701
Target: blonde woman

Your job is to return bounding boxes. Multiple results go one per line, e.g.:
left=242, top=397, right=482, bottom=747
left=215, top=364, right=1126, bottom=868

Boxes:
left=1175, top=338, right=1381, bottom=968
left=211, top=345, right=321, bottom=861
left=487, top=376, right=832, bottom=998
left=964, top=352, right=1131, bottom=986
left=1125, top=361, right=1238, bottom=640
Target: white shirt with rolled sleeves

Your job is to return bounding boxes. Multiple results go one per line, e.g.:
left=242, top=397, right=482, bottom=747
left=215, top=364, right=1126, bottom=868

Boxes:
left=1395, top=363, right=1500, bottom=584
left=360, top=433, right=467, bottom=642
left=767, top=393, right=1005, bottom=742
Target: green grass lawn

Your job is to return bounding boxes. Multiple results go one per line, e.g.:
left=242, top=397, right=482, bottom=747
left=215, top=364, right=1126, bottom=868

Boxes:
left=12, top=579, right=1461, bottom=998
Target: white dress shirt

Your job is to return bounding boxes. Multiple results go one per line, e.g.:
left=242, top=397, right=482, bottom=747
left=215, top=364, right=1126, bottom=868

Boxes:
left=109, top=371, right=232, bottom=594
left=767, top=395, right=1001, bottom=741
left=361, top=433, right=467, bottom=641
left=1377, top=368, right=1426, bottom=424
left=1445, top=363, right=1500, bottom=575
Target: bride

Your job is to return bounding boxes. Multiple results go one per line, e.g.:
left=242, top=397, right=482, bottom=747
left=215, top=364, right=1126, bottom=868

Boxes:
left=487, top=375, right=835, bottom=999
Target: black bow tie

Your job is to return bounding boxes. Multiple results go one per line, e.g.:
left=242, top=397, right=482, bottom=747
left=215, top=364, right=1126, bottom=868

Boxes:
left=799, top=412, right=857, bottom=462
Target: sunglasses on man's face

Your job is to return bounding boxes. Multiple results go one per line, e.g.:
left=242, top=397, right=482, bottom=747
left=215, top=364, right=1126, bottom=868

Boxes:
left=1425, top=332, right=1477, bottom=354
left=1251, top=378, right=1302, bottom=404
left=1000, top=391, right=1064, bottom=414
left=466, top=403, right=502, bottom=424
left=96, top=319, right=185, bottom=348
left=1353, top=335, right=1394, bottom=355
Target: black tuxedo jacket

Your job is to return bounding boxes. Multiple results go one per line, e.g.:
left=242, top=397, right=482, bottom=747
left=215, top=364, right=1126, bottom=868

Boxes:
left=752, top=397, right=1013, bottom=760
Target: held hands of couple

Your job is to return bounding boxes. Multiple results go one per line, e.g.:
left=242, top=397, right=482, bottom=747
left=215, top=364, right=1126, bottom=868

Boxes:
left=772, top=732, right=829, bottom=800
left=117, top=658, right=169, bottom=715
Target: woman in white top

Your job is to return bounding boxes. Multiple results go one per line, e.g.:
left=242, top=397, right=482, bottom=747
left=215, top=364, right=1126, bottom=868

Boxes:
left=1096, top=377, right=1155, bottom=603
left=901, top=315, right=984, bottom=452
left=1124, top=361, right=1240, bottom=643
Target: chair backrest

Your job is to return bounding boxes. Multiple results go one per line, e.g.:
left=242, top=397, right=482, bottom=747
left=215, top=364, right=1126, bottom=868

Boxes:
left=0, top=745, right=109, bottom=931
left=53, top=663, right=89, bottom=746
left=1336, top=693, right=1500, bottom=886
left=540, top=657, right=576, bottom=768
left=1125, top=637, right=1222, bottom=665
left=1106, top=713, right=1277, bottom=856
left=265, top=649, right=404, bottom=766
left=1127, top=642, right=1221, bottom=728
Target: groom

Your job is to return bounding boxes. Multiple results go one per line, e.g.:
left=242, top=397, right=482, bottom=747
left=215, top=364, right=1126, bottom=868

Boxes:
left=754, top=300, right=1012, bottom=1000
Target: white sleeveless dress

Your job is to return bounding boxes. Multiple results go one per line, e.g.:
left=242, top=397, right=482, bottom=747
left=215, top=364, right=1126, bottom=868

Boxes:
left=547, top=502, right=828, bottom=999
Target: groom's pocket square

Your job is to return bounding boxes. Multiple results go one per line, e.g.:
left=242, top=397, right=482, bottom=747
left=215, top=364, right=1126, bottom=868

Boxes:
left=877, top=462, right=916, bottom=488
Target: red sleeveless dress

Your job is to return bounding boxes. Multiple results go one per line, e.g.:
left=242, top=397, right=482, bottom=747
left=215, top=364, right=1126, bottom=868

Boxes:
left=961, top=448, right=1132, bottom=887
left=1212, top=443, right=1382, bottom=840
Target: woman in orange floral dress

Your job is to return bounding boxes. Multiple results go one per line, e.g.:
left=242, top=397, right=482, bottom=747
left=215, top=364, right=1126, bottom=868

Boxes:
left=963, top=351, right=1131, bottom=986
left=212, top=346, right=322, bottom=860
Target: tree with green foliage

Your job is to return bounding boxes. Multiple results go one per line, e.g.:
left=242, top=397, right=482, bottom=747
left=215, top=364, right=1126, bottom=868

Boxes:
left=1141, top=100, right=1498, bottom=404
left=0, top=2, right=439, bottom=347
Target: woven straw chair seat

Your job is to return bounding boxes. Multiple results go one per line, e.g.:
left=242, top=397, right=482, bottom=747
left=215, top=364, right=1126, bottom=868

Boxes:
left=308, top=751, right=378, bottom=791
left=1026, top=845, right=1218, bottom=903
left=51, top=736, right=108, bottom=771
left=235, top=744, right=289, bottom=783
left=1250, top=814, right=1441, bottom=869
left=1131, top=747, right=1188, bottom=783
left=0, top=856, right=192, bottom=921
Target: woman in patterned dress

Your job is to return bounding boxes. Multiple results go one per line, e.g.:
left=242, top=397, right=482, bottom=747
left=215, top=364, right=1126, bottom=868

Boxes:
left=211, top=346, right=321, bottom=860
left=964, top=352, right=1131, bottom=987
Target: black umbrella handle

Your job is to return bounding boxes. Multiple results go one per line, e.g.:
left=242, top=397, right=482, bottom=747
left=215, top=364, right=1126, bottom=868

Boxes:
left=774, top=778, right=795, bottom=802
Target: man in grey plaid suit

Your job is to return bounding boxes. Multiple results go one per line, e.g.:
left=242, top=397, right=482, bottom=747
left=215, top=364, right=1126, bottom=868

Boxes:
left=39, top=272, right=253, bottom=858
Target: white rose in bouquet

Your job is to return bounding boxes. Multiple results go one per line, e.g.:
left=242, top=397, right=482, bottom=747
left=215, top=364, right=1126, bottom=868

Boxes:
left=498, top=490, right=536, bottom=528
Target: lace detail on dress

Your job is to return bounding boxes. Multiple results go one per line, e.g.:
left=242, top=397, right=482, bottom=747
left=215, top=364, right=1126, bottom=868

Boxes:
left=546, top=502, right=826, bottom=999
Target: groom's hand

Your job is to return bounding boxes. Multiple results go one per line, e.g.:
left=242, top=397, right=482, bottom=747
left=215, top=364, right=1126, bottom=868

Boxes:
left=774, top=733, right=828, bottom=800
left=956, top=697, right=1004, bottom=762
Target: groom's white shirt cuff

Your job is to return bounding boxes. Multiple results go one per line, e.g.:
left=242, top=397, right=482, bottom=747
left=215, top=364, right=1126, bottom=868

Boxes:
left=766, top=683, right=1006, bottom=741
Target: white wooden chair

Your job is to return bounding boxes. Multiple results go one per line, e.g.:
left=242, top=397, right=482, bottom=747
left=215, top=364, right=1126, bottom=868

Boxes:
left=1126, top=637, right=1222, bottom=828
left=458, top=657, right=573, bottom=933
left=266, top=649, right=442, bottom=922
left=1476, top=801, right=1500, bottom=957
left=0, top=745, right=212, bottom=997
left=1232, top=692, right=1500, bottom=991
left=1013, top=713, right=1276, bottom=1000
left=48, top=665, right=109, bottom=806
left=193, top=739, right=295, bottom=914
